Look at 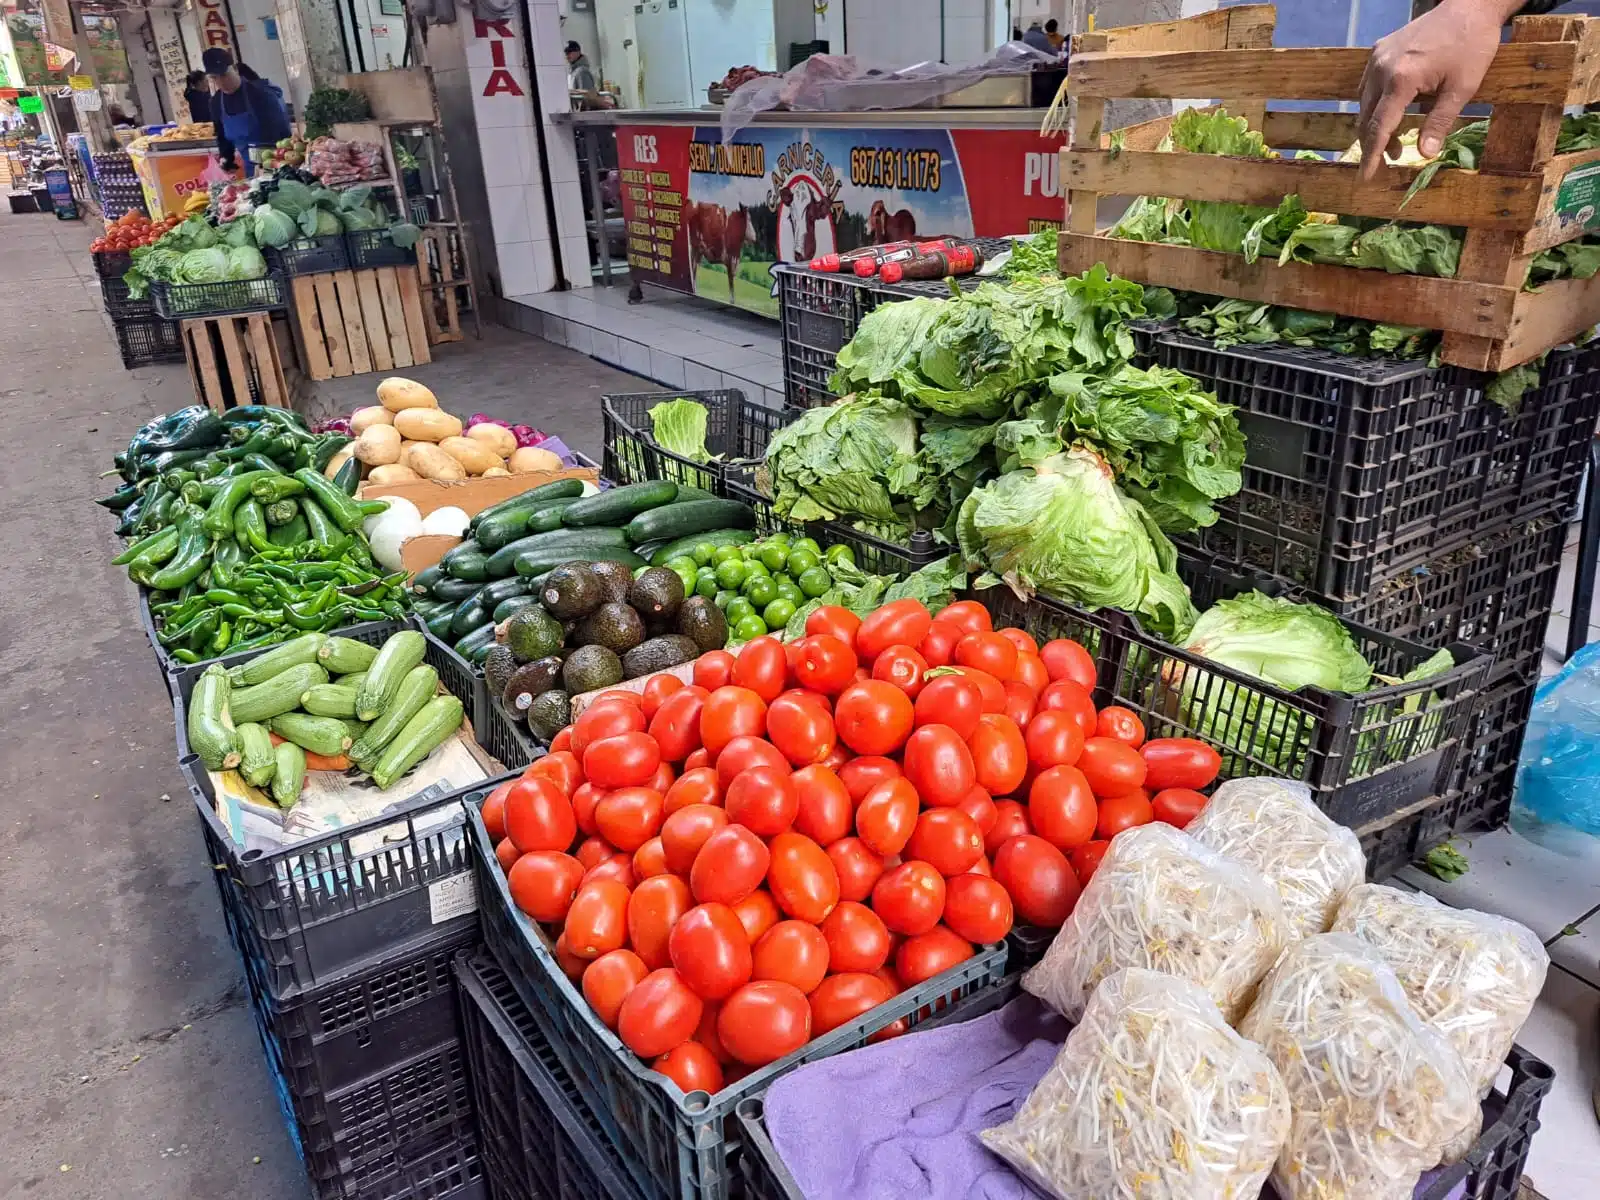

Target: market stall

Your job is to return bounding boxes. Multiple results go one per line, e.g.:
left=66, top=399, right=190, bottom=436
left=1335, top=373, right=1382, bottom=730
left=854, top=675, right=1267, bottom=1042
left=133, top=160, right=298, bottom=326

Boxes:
left=126, top=124, right=223, bottom=220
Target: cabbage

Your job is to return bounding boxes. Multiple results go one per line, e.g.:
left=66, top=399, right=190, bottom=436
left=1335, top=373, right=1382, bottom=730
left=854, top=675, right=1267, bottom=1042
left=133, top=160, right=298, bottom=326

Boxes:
left=175, top=247, right=230, bottom=284
left=270, top=179, right=317, bottom=216
left=253, top=206, right=298, bottom=248
left=1183, top=593, right=1373, bottom=695
left=956, top=448, right=1198, bottom=640
left=387, top=222, right=421, bottom=249
left=649, top=399, right=714, bottom=463
left=312, top=209, right=343, bottom=237
left=182, top=217, right=219, bottom=250
left=220, top=220, right=255, bottom=249
left=226, top=245, right=267, bottom=281
left=339, top=206, right=381, bottom=231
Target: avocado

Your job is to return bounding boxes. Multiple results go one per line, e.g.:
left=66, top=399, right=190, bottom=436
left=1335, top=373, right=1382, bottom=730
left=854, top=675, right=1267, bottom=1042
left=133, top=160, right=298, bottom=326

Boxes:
left=622, top=635, right=700, bottom=680
left=563, top=644, right=625, bottom=694
left=588, top=559, right=634, bottom=606
left=677, top=596, right=728, bottom=653
left=574, top=602, right=645, bottom=655
left=628, top=567, right=686, bottom=623
left=526, top=689, right=571, bottom=742
left=484, top=644, right=519, bottom=701
left=504, top=604, right=564, bottom=664
left=540, top=562, right=605, bottom=620
left=504, top=656, right=563, bottom=711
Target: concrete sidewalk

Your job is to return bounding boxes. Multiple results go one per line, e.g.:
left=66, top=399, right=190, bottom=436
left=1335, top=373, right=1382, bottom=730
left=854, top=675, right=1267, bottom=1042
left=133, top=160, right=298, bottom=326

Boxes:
left=0, top=206, right=639, bottom=1200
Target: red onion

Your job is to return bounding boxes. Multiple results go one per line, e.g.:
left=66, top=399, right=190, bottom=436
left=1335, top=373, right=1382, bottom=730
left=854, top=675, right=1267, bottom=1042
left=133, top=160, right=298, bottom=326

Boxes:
left=466, top=412, right=508, bottom=429
left=511, top=424, right=548, bottom=448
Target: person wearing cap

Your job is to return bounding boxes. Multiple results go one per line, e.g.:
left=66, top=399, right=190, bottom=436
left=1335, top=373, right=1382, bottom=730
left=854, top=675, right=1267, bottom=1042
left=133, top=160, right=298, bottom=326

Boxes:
left=203, top=48, right=290, bottom=177
left=565, top=41, right=597, bottom=92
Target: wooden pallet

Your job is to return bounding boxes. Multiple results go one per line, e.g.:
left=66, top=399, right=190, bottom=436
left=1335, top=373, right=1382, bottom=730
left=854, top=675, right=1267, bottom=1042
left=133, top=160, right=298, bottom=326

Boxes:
left=290, top=265, right=432, bottom=382
left=1059, top=6, right=1600, bottom=371
left=182, top=313, right=292, bottom=412
left=415, top=227, right=464, bottom=344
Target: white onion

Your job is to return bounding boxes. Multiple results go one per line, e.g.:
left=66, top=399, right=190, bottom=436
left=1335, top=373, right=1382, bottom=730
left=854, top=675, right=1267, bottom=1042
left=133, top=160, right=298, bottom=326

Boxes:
left=421, top=506, right=470, bottom=537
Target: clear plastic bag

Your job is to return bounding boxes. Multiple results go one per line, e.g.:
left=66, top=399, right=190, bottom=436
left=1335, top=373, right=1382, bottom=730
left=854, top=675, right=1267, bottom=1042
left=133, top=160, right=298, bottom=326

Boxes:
left=1186, top=777, right=1367, bottom=940
left=982, top=968, right=1290, bottom=1200
left=1022, top=822, right=1289, bottom=1024
left=1515, top=639, right=1600, bottom=837
left=1238, top=933, right=1479, bottom=1200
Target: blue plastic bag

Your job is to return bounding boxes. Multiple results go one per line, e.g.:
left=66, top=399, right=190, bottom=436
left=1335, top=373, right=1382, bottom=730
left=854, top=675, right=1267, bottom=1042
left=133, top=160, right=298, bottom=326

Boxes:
left=1514, top=640, right=1600, bottom=836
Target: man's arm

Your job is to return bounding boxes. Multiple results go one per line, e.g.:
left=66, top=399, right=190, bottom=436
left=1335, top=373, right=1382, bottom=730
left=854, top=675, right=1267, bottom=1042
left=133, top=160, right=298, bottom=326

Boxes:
left=212, top=94, right=235, bottom=168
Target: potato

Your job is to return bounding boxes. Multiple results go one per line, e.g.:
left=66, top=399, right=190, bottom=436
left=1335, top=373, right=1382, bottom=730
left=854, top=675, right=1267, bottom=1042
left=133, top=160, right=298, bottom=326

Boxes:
left=367, top=463, right=420, bottom=485
left=376, top=377, right=439, bottom=412
left=323, top=445, right=355, bottom=479
left=352, top=423, right=402, bottom=466
left=406, top=442, right=466, bottom=481
left=393, top=407, right=463, bottom=443
left=509, top=446, right=563, bottom=474
left=438, top=435, right=503, bottom=476
left=481, top=465, right=510, bottom=477
left=351, top=405, right=393, bottom=434
left=465, top=422, right=517, bottom=458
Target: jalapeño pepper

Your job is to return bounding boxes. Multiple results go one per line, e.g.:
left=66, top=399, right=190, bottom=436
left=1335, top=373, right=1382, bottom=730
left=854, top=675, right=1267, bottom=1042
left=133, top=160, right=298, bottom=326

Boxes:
left=234, top=499, right=275, bottom=554
left=146, top=508, right=212, bottom=591
left=204, top=470, right=272, bottom=539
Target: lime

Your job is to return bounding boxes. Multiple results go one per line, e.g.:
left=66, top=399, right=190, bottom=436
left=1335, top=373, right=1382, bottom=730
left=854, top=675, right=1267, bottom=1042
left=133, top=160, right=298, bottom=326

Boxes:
left=791, top=537, right=822, bottom=557
left=759, top=542, right=790, bottom=573
left=726, top=596, right=755, bottom=624
left=742, top=558, right=771, bottom=580
left=666, top=555, right=698, bottom=574
left=713, top=589, right=736, bottom=610
left=824, top=543, right=857, bottom=568
left=691, top=541, right=719, bottom=567
left=715, top=558, right=748, bottom=590
left=765, top=531, right=793, bottom=546
left=633, top=564, right=651, bottom=578
left=797, top=565, right=833, bottom=598
left=733, top=614, right=769, bottom=641
left=785, top=547, right=820, bottom=576
left=673, top=567, right=698, bottom=595
left=775, top=578, right=804, bottom=605
left=743, top=575, right=779, bottom=608
left=695, top=572, right=720, bottom=599
left=763, top=597, right=797, bottom=630
left=713, top=544, right=744, bottom=565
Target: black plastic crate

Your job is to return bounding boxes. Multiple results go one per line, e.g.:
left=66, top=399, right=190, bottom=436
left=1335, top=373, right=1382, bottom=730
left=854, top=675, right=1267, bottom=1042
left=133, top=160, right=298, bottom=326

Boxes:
left=1357, top=791, right=1463, bottom=881
left=456, top=953, right=644, bottom=1200
left=112, top=313, right=184, bottom=369
left=100, top=276, right=155, bottom=319
left=969, top=583, right=1125, bottom=696
left=480, top=692, right=544, bottom=772
left=1451, top=676, right=1540, bottom=836
left=734, top=977, right=1553, bottom=1200
left=601, top=388, right=794, bottom=494
left=264, top=233, right=351, bottom=277
left=91, top=247, right=132, bottom=279
left=151, top=271, right=288, bottom=319
left=419, top=626, right=490, bottom=752
left=465, top=790, right=1007, bottom=1200
left=774, top=264, right=889, bottom=411
left=347, top=228, right=420, bottom=269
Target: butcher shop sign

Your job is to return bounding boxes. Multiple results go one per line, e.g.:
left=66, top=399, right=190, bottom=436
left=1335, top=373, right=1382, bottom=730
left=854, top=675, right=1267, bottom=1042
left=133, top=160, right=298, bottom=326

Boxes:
left=614, top=120, right=1064, bottom=318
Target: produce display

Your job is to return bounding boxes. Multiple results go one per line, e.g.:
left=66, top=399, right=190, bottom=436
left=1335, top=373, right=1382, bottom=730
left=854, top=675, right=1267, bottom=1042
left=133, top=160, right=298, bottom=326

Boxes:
left=1185, top=777, right=1366, bottom=940
left=121, top=214, right=270, bottom=304
left=186, top=628, right=466, bottom=802
left=101, top=405, right=407, bottom=662
left=1238, top=933, right=1479, bottom=1200
left=91, top=210, right=183, bottom=255
left=981, top=968, right=1290, bottom=1200
left=131, top=124, right=215, bottom=148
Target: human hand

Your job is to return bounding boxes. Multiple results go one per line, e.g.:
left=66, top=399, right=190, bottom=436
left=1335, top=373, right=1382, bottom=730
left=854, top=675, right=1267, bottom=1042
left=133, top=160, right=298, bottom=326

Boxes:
left=1358, top=0, right=1521, bottom=179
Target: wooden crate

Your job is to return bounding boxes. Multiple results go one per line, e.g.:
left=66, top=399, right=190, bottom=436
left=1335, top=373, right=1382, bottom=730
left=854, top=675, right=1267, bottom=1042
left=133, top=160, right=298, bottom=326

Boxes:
left=290, top=265, right=432, bottom=382
left=182, top=313, right=293, bottom=412
left=1059, top=6, right=1600, bottom=371
left=415, top=226, right=465, bottom=345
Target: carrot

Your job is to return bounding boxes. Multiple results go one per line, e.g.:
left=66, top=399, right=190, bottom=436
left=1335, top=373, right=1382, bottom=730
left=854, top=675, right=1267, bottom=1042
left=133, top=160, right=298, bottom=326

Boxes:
left=269, top=732, right=286, bottom=746
left=303, top=750, right=351, bottom=771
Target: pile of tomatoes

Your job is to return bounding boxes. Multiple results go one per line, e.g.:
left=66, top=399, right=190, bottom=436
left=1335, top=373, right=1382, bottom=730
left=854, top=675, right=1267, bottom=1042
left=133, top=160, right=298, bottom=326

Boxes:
left=90, top=210, right=180, bottom=255
left=480, top=595, right=1224, bottom=1098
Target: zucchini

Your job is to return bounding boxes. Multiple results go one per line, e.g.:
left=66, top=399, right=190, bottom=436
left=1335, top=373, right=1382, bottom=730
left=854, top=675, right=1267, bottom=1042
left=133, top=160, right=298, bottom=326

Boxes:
left=236, top=722, right=276, bottom=788
left=648, top=528, right=756, bottom=567
left=351, top=664, right=438, bottom=766
left=342, top=718, right=369, bottom=743
left=336, top=671, right=368, bottom=694
left=271, top=742, right=306, bottom=809
left=318, top=636, right=378, bottom=674
left=231, top=662, right=329, bottom=724
left=355, top=629, right=427, bottom=721
left=455, top=623, right=497, bottom=663
left=469, top=478, right=586, bottom=533
left=449, top=593, right=494, bottom=639
left=424, top=607, right=456, bottom=638
left=479, top=576, right=530, bottom=607
left=371, top=695, right=465, bottom=790
left=412, top=564, right=444, bottom=596
left=301, top=683, right=359, bottom=718
left=270, top=712, right=354, bottom=757
left=188, top=664, right=240, bottom=770
left=484, top=526, right=630, bottom=577
left=431, top=576, right=482, bottom=603
left=493, top=594, right=542, bottom=623
left=475, top=497, right=583, bottom=552
left=228, top=633, right=326, bottom=686
left=513, top=544, right=645, bottom=579
left=625, top=499, right=755, bottom=546
left=561, top=480, right=678, bottom=528
left=441, top=540, right=491, bottom=582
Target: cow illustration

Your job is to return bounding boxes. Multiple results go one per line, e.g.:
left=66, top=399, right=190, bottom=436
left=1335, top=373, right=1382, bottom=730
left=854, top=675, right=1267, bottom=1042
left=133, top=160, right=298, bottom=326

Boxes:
left=868, top=200, right=918, bottom=244
left=684, top=200, right=757, bottom=302
left=779, top=177, right=835, bottom=262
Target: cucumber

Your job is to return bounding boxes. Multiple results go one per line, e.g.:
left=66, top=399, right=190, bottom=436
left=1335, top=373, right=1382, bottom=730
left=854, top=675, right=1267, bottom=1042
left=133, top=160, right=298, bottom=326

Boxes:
left=227, top=633, right=326, bottom=687
left=231, top=662, right=329, bottom=724
left=301, top=683, right=359, bottom=718
left=431, top=576, right=482, bottom=602
left=649, top=528, right=755, bottom=566
left=632, top=539, right=670, bottom=563
left=561, top=480, right=678, bottom=528
left=493, top=594, right=542, bottom=623
left=236, top=722, right=277, bottom=788
left=625, top=499, right=755, bottom=546
left=188, top=664, right=240, bottom=770
left=412, top=599, right=454, bottom=622
left=270, top=712, right=354, bottom=757
left=671, top=485, right=719, bottom=502
left=424, top=607, right=456, bottom=638
left=351, top=663, right=438, bottom=767
left=355, top=629, right=427, bottom=721
left=485, top=526, right=630, bottom=577
left=475, top=497, right=582, bottom=553
left=371, top=695, right=465, bottom=791
left=411, top=565, right=444, bottom=596
left=512, top=544, right=646, bottom=579
left=271, top=742, right=306, bottom=809
left=449, top=593, right=493, bottom=639
left=479, top=576, right=530, bottom=607
left=318, top=636, right=378, bottom=674
left=454, top=623, right=498, bottom=663
left=441, top=540, right=491, bottom=582
left=469, top=478, right=586, bottom=533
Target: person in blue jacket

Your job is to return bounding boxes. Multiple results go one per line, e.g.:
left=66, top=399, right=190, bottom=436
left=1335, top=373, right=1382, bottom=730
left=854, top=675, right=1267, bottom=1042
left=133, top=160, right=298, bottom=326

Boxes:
left=202, top=47, right=290, bottom=177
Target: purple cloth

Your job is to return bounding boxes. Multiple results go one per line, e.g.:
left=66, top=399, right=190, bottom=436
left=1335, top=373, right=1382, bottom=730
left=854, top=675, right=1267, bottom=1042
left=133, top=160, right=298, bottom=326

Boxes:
left=762, top=995, right=1480, bottom=1200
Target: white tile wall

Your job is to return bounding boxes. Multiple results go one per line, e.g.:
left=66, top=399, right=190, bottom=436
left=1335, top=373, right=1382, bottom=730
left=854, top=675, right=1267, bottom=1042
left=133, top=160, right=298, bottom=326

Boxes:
left=479, top=124, right=541, bottom=190
left=545, top=127, right=581, bottom=185
left=561, top=234, right=594, bottom=287
left=551, top=184, right=588, bottom=249
left=528, top=1, right=565, bottom=66
left=486, top=185, right=536, bottom=245
left=535, top=63, right=571, bottom=119
left=499, top=239, right=558, bottom=296
left=944, top=15, right=989, bottom=62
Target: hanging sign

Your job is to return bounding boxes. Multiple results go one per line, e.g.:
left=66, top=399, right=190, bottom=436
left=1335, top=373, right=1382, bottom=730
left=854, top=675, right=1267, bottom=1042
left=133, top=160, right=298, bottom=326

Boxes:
left=67, top=74, right=92, bottom=90
left=17, top=94, right=43, bottom=113
left=71, top=87, right=100, bottom=111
